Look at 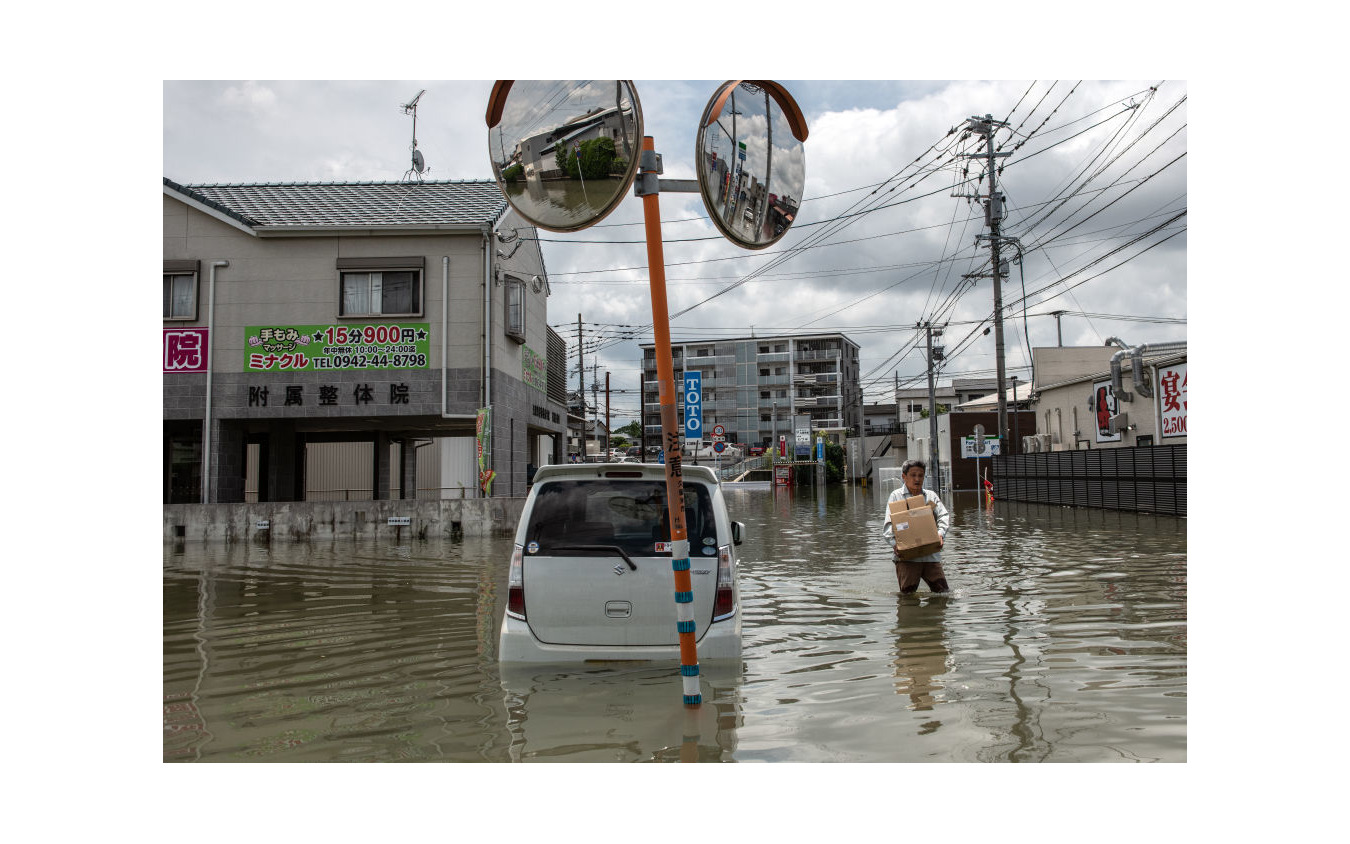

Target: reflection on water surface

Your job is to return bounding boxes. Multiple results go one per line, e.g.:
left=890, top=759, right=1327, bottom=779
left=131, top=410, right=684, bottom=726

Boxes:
left=164, top=485, right=1185, bottom=762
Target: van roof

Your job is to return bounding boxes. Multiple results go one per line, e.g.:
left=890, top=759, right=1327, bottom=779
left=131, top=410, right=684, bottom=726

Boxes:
left=533, top=462, right=719, bottom=485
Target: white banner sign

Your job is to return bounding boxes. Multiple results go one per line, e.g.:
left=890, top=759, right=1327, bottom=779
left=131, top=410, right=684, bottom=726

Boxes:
left=1158, top=363, right=1187, bottom=438
left=962, top=436, right=1002, bottom=458
left=1093, top=380, right=1121, bottom=443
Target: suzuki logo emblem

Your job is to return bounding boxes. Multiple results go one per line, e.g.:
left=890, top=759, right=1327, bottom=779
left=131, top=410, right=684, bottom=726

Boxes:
left=613, top=563, right=625, bottom=576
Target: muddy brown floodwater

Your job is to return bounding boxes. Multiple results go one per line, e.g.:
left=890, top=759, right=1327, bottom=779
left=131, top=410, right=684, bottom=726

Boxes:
left=164, top=483, right=1185, bottom=762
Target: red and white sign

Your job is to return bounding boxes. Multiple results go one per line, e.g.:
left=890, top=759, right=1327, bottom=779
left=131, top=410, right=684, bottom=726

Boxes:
left=163, top=328, right=209, bottom=373
left=1093, top=380, right=1121, bottom=443
left=1158, top=363, right=1187, bottom=439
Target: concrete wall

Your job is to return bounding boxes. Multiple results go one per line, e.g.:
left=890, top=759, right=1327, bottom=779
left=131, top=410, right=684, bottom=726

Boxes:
left=164, top=496, right=527, bottom=543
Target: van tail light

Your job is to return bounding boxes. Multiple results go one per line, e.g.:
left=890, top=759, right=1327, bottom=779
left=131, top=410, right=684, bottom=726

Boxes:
left=713, top=544, right=735, bottom=620
left=507, top=544, right=526, bottom=620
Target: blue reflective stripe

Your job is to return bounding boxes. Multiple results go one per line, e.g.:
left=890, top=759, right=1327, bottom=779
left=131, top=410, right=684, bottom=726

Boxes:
left=675, top=590, right=694, bottom=603
left=680, top=664, right=701, bottom=677
left=676, top=620, right=696, bottom=634
left=671, top=558, right=690, bottom=571
left=683, top=694, right=703, bottom=705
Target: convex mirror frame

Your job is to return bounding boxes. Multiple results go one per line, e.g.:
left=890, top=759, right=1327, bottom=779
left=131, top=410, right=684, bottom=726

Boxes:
left=486, top=80, right=644, bottom=233
left=695, top=80, right=809, bottom=250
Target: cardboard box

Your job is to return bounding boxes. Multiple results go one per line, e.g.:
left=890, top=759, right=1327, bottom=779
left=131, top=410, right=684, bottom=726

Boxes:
left=888, top=498, right=942, bottom=560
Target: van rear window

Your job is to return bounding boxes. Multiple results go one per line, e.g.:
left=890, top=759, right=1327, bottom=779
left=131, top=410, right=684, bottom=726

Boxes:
left=525, top=480, right=716, bottom=557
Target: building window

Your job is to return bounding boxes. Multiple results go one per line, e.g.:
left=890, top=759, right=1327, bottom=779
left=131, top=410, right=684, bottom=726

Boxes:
left=163, top=260, right=199, bottom=320
left=336, top=257, right=425, bottom=317
left=340, top=271, right=421, bottom=316
left=505, top=276, right=526, bottom=343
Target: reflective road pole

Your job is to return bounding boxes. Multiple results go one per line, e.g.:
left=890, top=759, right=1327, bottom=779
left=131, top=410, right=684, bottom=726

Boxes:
left=637, top=135, right=701, bottom=707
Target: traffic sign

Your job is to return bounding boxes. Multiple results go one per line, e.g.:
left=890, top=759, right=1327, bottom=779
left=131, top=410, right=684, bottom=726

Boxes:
left=713, top=441, right=726, bottom=454
left=713, top=424, right=725, bottom=436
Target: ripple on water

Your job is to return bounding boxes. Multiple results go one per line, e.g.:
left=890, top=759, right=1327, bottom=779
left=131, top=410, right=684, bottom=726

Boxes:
left=166, top=491, right=1185, bottom=762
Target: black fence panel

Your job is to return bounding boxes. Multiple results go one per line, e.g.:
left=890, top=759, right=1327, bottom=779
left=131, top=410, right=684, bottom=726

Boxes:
left=991, top=443, right=1186, bottom=516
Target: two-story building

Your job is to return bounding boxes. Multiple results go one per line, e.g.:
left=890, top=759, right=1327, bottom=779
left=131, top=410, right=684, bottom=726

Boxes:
left=163, top=178, right=568, bottom=505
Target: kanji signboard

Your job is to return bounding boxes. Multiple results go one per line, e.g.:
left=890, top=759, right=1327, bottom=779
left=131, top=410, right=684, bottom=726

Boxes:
left=1159, top=363, right=1187, bottom=438
left=163, top=328, right=209, bottom=373
left=245, top=323, right=430, bottom=372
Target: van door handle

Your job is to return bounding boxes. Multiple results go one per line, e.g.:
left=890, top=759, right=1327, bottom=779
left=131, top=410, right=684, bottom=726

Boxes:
left=605, top=601, right=632, bottom=618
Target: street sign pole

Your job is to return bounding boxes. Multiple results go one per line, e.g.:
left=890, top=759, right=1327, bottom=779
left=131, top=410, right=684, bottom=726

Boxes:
left=638, top=136, right=701, bottom=707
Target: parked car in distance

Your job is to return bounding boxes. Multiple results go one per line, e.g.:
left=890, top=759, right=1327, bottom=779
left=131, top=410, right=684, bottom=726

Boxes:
left=500, top=463, right=744, bottom=664
left=748, top=445, right=766, bottom=457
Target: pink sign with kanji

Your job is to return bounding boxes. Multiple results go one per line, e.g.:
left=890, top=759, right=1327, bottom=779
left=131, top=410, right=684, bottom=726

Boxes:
left=164, top=328, right=209, bottom=373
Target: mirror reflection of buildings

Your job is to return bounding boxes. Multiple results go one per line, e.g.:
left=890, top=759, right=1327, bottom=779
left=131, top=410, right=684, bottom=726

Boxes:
left=892, top=597, right=952, bottom=716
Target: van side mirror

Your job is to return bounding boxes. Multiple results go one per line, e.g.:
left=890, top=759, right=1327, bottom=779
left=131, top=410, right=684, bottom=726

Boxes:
left=732, top=521, right=745, bottom=546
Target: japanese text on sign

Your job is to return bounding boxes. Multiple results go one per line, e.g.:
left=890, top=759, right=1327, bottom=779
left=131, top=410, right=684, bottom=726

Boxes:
left=163, top=328, right=209, bottom=373
left=246, top=324, right=430, bottom=372
left=1159, top=363, right=1187, bottom=438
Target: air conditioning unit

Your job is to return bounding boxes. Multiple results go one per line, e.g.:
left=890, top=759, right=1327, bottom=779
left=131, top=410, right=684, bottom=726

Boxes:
left=1107, top=412, right=1129, bottom=436
left=1037, top=433, right=1052, bottom=451
left=1023, top=435, right=1039, bottom=453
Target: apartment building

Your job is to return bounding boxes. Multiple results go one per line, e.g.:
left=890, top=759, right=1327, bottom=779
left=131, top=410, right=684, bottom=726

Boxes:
left=639, top=333, right=861, bottom=453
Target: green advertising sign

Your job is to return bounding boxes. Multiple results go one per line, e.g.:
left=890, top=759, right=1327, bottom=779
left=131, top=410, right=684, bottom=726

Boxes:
left=245, top=323, right=430, bottom=372
left=523, top=345, right=546, bottom=392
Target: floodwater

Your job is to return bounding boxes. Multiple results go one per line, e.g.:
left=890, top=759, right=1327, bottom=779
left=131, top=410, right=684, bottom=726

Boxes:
left=163, top=484, right=1186, bottom=762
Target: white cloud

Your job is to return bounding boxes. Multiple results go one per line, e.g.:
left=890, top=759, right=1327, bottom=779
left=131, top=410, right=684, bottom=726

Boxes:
left=164, top=79, right=1187, bottom=423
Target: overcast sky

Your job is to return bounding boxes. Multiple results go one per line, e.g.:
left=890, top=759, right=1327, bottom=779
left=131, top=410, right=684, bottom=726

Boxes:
left=164, top=77, right=1187, bottom=424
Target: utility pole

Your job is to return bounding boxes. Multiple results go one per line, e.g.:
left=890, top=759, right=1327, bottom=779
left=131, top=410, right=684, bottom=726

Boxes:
left=592, top=361, right=599, bottom=461
left=921, top=321, right=943, bottom=495
left=605, top=371, right=611, bottom=459
left=894, top=370, right=900, bottom=433
left=576, top=312, right=585, bottom=419
left=1052, top=310, right=1066, bottom=347
left=961, top=114, right=1013, bottom=444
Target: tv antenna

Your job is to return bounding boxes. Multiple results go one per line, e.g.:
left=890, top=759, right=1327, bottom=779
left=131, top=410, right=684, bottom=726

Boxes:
left=401, top=89, right=428, bottom=181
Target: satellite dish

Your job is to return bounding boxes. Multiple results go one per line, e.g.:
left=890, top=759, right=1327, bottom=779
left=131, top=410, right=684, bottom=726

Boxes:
left=412, top=149, right=425, bottom=173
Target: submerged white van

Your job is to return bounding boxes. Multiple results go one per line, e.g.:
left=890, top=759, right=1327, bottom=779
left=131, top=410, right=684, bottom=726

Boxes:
left=499, top=463, right=744, bottom=663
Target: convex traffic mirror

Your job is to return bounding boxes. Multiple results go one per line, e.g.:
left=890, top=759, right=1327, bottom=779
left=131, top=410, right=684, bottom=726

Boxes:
left=696, top=80, right=809, bottom=249
left=486, top=80, right=643, bottom=232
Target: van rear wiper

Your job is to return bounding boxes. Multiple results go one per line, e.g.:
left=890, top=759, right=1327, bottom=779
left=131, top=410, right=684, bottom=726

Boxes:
left=550, top=545, right=638, bottom=571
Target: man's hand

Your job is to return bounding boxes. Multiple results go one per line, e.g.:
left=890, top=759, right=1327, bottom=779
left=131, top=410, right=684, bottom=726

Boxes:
left=938, top=536, right=945, bottom=549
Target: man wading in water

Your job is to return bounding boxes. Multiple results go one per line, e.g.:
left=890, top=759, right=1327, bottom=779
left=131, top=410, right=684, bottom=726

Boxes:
left=881, top=459, right=951, bottom=593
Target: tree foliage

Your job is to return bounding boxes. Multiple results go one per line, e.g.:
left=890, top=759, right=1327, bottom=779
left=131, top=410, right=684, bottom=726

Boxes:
left=555, top=136, right=618, bottom=180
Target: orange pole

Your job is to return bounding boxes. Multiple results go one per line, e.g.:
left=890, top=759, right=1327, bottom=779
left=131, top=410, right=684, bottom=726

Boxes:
left=639, top=136, right=700, bottom=707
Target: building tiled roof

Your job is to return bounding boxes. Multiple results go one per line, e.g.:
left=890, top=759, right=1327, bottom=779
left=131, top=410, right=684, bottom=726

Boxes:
left=164, top=178, right=507, bottom=229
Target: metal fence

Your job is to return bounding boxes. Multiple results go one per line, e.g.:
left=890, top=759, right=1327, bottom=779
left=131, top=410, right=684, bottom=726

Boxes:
left=991, top=443, right=1186, bottom=516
